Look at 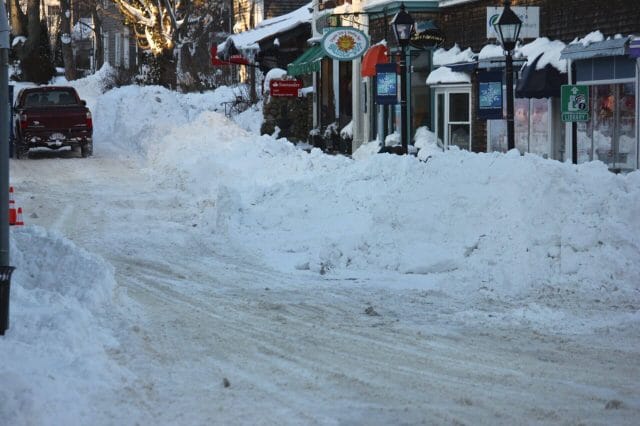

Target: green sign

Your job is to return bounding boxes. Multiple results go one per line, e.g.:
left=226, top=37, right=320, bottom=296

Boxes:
left=561, top=85, right=589, bottom=122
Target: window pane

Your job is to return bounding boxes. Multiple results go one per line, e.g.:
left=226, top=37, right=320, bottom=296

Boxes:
left=529, top=98, right=551, bottom=157
left=593, top=84, right=615, bottom=165
left=577, top=121, right=593, bottom=163
left=615, top=57, right=635, bottom=80
left=593, top=58, right=614, bottom=81
left=411, top=52, right=431, bottom=133
left=514, top=98, right=530, bottom=152
left=576, top=60, right=592, bottom=82
left=618, top=82, right=636, bottom=170
left=449, top=124, right=470, bottom=150
left=449, top=93, right=469, bottom=122
left=488, top=120, right=507, bottom=152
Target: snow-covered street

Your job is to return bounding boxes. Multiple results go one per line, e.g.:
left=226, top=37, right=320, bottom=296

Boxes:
left=2, top=71, right=639, bottom=425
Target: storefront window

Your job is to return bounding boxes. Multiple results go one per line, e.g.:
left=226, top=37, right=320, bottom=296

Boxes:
left=514, top=98, right=529, bottom=152
left=618, top=83, right=636, bottom=170
left=449, top=93, right=470, bottom=150
left=489, top=97, right=551, bottom=157
left=410, top=51, right=432, bottom=136
left=529, top=98, right=550, bottom=156
left=437, top=93, right=444, bottom=145
left=579, top=83, right=637, bottom=171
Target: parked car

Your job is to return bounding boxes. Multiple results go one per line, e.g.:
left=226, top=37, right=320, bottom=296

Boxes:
left=12, top=86, right=93, bottom=158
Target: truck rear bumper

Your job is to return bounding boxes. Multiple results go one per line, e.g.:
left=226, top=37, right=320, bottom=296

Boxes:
left=20, top=130, right=92, bottom=149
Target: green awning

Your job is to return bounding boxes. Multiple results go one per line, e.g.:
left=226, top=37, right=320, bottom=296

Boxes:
left=288, top=45, right=325, bottom=76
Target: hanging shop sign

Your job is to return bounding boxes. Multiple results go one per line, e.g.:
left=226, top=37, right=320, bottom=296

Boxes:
left=561, top=84, right=590, bottom=122
left=477, top=70, right=503, bottom=120
left=269, top=79, right=303, bottom=97
left=487, top=7, right=540, bottom=39
left=410, top=21, right=444, bottom=50
left=630, top=36, right=640, bottom=58
left=321, top=27, right=369, bottom=61
left=375, top=63, right=398, bottom=105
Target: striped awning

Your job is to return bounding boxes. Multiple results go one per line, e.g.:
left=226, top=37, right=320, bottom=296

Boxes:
left=287, top=45, right=325, bottom=76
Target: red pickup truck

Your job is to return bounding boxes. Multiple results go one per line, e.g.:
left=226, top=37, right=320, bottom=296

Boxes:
left=13, top=86, right=93, bottom=159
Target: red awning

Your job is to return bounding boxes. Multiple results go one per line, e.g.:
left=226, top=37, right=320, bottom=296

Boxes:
left=361, top=44, right=389, bottom=77
left=210, top=46, right=251, bottom=67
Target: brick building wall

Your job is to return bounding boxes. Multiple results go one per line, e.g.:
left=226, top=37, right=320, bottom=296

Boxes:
left=440, top=0, right=640, bottom=51
left=365, top=1, right=638, bottom=153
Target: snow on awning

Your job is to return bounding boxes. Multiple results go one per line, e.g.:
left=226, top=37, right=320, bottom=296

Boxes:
left=433, top=44, right=476, bottom=67
left=560, top=35, right=631, bottom=60
left=218, top=3, right=312, bottom=59
left=426, top=66, right=471, bottom=85
left=516, top=54, right=567, bottom=99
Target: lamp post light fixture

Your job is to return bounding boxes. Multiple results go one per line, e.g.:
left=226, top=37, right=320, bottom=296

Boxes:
left=391, top=2, right=414, bottom=155
left=495, top=0, right=522, bottom=151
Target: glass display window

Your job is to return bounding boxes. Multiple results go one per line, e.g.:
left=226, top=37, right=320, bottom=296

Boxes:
left=488, top=96, right=552, bottom=157
left=577, top=82, right=637, bottom=172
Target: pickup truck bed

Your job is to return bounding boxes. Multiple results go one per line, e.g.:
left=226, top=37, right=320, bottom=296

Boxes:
left=13, top=86, right=93, bottom=159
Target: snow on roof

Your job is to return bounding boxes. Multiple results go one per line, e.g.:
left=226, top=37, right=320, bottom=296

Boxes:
left=571, top=30, right=605, bottom=47
left=219, top=3, right=312, bottom=54
left=479, top=38, right=567, bottom=73
left=518, top=37, right=567, bottom=72
left=426, top=66, right=471, bottom=85
left=433, top=44, right=476, bottom=66
left=478, top=44, right=504, bottom=60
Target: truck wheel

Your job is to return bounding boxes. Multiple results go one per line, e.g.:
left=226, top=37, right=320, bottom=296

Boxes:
left=81, top=142, right=93, bottom=158
left=13, top=139, right=29, bottom=159
left=72, top=145, right=82, bottom=156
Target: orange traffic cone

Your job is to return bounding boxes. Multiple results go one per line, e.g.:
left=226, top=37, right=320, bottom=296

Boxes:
left=14, top=207, right=24, bottom=226
left=8, top=186, right=16, bottom=225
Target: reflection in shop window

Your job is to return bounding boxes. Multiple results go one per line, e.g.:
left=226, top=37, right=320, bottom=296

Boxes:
left=578, top=83, right=637, bottom=171
left=489, top=97, right=551, bottom=157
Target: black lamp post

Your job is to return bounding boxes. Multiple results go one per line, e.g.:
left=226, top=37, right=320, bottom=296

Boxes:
left=391, top=2, right=414, bottom=155
left=495, top=0, right=522, bottom=151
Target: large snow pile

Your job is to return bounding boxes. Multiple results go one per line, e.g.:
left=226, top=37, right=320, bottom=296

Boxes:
left=1, top=67, right=639, bottom=424
left=74, top=77, right=640, bottom=333
left=2, top=227, right=129, bottom=424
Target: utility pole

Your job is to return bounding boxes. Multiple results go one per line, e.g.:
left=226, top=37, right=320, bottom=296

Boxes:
left=0, top=0, right=15, bottom=337
left=0, top=0, right=10, bottom=266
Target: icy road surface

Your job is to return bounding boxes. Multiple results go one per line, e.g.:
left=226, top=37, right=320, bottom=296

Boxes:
left=10, top=147, right=639, bottom=426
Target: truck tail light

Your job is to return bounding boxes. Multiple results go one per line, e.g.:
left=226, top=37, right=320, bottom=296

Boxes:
left=19, top=113, right=28, bottom=130
left=86, top=111, right=93, bottom=129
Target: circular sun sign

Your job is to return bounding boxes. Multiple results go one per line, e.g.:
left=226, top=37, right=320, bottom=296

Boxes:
left=321, top=27, right=369, bottom=61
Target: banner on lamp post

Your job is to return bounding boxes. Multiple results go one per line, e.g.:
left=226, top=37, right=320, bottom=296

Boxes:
left=375, top=63, right=398, bottom=105
left=477, top=70, right=503, bottom=120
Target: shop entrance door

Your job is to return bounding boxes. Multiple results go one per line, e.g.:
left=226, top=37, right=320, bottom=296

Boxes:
left=434, top=87, right=472, bottom=150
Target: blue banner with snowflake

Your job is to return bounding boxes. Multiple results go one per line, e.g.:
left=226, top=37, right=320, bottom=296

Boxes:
left=477, top=70, right=503, bottom=120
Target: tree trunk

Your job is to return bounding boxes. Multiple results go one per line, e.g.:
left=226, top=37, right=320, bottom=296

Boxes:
left=157, top=49, right=177, bottom=89
left=91, top=8, right=103, bottom=71
left=9, top=0, right=27, bottom=36
left=14, top=0, right=56, bottom=84
left=59, top=0, right=77, bottom=80
left=23, top=0, right=42, bottom=54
